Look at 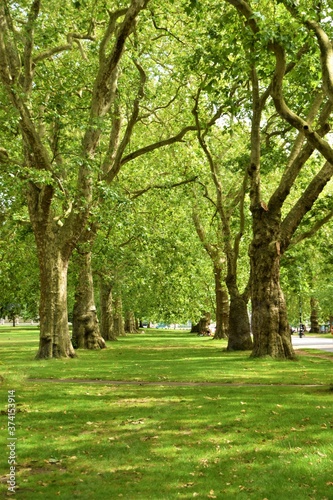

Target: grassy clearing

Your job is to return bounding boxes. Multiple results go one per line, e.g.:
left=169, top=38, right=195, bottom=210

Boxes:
left=0, top=327, right=332, bottom=499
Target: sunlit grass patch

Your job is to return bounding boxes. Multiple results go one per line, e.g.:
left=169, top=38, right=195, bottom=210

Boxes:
left=0, top=327, right=332, bottom=498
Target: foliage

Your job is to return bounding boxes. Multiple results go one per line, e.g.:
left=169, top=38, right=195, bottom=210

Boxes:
left=1, top=0, right=333, bottom=353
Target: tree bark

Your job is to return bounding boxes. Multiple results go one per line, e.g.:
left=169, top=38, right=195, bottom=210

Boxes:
left=250, top=211, right=294, bottom=358
left=99, top=278, right=117, bottom=341
left=125, top=311, right=139, bottom=333
left=227, top=286, right=253, bottom=351
left=72, top=252, right=106, bottom=349
left=113, top=296, right=125, bottom=337
left=310, top=297, right=320, bottom=333
left=35, top=236, right=76, bottom=359
left=213, top=266, right=229, bottom=339
left=191, top=312, right=211, bottom=335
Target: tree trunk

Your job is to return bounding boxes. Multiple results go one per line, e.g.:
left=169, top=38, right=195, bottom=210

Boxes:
left=125, top=311, right=138, bottom=333
left=213, top=266, right=228, bottom=339
left=99, top=278, right=117, bottom=341
left=250, top=212, right=295, bottom=359
left=227, top=287, right=253, bottom=351
left=310, top=297, right=320, bottom=333
left=113, top=296, right=125, bottom=337
left=72, top=252, right=106, bottom=349
left=191, top=312, right=211, bottom=335
left=35, top=245, right=76, bottom=359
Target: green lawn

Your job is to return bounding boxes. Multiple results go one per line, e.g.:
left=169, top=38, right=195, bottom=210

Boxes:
left=1, top=327, right=332, bottom=499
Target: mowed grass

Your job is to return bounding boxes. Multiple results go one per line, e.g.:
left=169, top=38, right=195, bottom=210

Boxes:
left=0, top=327, right=332, bottom=499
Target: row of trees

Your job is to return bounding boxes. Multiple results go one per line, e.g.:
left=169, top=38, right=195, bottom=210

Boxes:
left=1, top=0, right=333, bottom=359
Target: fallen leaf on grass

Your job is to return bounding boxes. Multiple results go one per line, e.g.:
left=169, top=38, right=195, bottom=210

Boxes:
left=181, top=482, right=194, bottom=488
left=121, top=418, right=145, bottom=425
left=45, top=458, right=61, bottom=464
left=141, top=435, right=159, bottom=441
left=208, top=489, right=217, bottom=498
left=37, top=481, right=49, bottom=486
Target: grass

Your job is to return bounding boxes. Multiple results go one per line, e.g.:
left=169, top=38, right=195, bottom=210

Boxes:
left=0, top=327, right=333, bottom=499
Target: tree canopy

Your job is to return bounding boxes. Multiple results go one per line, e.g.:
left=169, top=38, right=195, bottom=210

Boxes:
left=1, top=0, right=333, bottom=359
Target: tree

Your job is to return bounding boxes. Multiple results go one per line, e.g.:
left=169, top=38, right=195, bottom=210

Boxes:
left=0, top=0, right=150, bottom=357
left=222, top=0, right=333, bottom=358
left=192, top=206, right=229, bottom=339
left=191, top=105, right=253, bottom=350
left=65, top=1, right=220, bottom=349
left=91, top=169, right=213, bottom=332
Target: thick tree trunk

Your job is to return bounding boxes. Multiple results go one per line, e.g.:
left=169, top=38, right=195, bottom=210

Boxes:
left=227, top=287, right=253, bottom=351
left=310, top=297, right=320, bottom=333
left=250, top=212, right=295, bottom=359
left=213, top=266, right=229, bottom=339
left=72, top=252, right=106, bottom=349
left=99, top=278, right=117, bottom=341
left=125, top=311, right=138, bottom=333
left=71, top=252, right=105, bottom=349
left=35, top=245, right=76, bottom=359
left=26, top=179, right=83, bottom=359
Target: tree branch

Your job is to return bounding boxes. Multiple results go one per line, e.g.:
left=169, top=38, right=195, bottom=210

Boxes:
left=99, top=8, right=128, bottom=64
left=33, top=33, right=94, bottom=64
left=104, top=59, right=146, bottom=182
left=268, top=97, right=332, bottom=212
left=120, top=124, right=197, bottom=165
left=281, top=1, right=333, bottom=102
left=289, top=207, right=333, bottom=247
left=130, top=175, right=198, bottom=199
left=196, top=181, right=217, bottom=209
left=281, top=160, right=333, bottom=251
left=192, top=206, right=218, bottom=260
left=0, top=4, right=20, bottom=84
left=22, top=0, right=40, bottom=92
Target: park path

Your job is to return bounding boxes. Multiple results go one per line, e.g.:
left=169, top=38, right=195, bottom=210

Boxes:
left=27, top=375, right=326, bottom=387
left=292, top=335, right=333, bottom=352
